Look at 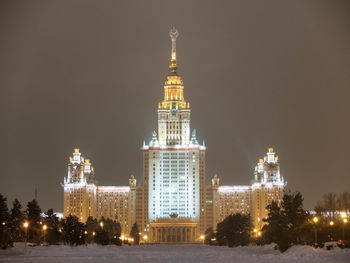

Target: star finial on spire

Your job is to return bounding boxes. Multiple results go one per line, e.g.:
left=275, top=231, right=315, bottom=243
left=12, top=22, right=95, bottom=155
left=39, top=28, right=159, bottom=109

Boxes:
left=169, top=27, right=179, bottom=73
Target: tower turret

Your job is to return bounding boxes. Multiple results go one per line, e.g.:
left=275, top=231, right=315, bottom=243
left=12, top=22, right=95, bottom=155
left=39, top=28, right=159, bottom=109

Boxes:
left=157, top=28, right=191, bottom=146
left=212, top=174, right=220, bottom=188
left=129, top=174, right=136, bottom=188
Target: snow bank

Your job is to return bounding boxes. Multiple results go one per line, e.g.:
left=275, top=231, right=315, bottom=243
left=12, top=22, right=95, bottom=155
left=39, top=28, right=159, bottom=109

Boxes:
left=0, top=243, right=349, bottom=263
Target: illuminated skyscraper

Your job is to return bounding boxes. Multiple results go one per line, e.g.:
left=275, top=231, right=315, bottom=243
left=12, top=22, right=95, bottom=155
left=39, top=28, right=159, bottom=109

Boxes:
left=210, top=148, right=285, bottom=233
left=141, top=28, right=206, bottom=235
left=251, top=148, right=284, bottom=231
left=62, top=29, right=287, bottom=242
left=62, top=149, right=136, bottom=235
left=63, top=148, right=97, bottom=222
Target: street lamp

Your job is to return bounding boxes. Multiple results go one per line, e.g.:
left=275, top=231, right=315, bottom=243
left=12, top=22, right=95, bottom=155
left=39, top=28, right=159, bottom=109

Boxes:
left=23, top=221, right=29, bottom=248
left=329, top=220, right=335, bottom=241
left=42, top=224, right=47, bottom=244
left=341, top=213, right=348, bottom=241
left=200, top=234, right=205, bottom=244
left=100, top=222, right=104, bottom=228
left=313, top=216, right=318, bottom=246
left=143, top=235, right=148, bottom=243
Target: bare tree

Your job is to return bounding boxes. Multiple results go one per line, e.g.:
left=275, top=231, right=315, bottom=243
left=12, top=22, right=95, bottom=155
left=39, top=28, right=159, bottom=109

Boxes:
left=314, top=193, right=338, bottom=218
left=337, top=192, right=350, bottom=212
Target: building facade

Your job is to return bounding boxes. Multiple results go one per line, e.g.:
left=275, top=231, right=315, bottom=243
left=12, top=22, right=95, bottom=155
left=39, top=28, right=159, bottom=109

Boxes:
left=62, top=29, right=286, bottom=241
left=63, top=148, right=136, bottom=235
left=140, top=28, right=206, bottom=237
left=210, top=148, right=285, bottom=235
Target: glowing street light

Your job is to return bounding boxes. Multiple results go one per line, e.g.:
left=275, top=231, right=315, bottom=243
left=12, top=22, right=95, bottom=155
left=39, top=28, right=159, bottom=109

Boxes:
left=257, top=232, right=262, bottom=237
left=100, top=222, right=104, bottom=228
left=313, top=216, right=318, bottom=246
left=143, top=235, right=148, bottom=243
left=42, top=224, right=47, bottom=244
left=23, top=221, right=29, bottom=248
left=329, top=220, right=335, bottom=241
left=200, top=234, right=205, bottom=244
left=341, top=215, right=348, bottom=240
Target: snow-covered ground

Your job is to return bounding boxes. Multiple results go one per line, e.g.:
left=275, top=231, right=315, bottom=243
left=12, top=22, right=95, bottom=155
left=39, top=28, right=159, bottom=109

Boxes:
left=1, top=243, right=350, bottom=263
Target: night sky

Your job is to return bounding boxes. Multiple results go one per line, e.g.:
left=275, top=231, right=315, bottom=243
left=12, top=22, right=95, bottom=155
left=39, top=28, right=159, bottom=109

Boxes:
left=1, top=0, right=350, bottom=212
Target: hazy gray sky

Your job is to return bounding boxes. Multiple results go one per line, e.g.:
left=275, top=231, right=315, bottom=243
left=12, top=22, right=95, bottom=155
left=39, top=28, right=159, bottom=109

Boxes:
left=1, top=0, right=350, bottom=211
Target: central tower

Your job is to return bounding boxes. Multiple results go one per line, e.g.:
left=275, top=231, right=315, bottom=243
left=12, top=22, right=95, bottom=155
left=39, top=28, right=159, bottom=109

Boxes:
left=158, top=28, right=190, bottom=146
left=141, top=28, right=206, bottom=237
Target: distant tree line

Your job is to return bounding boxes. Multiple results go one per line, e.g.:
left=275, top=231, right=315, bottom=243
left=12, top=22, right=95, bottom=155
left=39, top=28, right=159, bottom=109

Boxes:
left=315, top=192, right=350, bottom=216
left=2, top=191, right=349, bottom=251
left=205, top=191, right=350, bottom=252
left=0, top=193, right=141, bottom=249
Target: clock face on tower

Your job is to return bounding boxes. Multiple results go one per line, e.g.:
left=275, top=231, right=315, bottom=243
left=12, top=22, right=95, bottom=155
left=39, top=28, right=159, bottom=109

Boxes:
left=171, top=109, right=177, bottom=116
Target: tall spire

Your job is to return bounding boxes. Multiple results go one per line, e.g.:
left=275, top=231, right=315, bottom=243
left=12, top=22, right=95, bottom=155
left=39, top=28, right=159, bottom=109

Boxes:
left=158, top=28, right=188, bottom=111
left=169, top=27, right=179, bottom=74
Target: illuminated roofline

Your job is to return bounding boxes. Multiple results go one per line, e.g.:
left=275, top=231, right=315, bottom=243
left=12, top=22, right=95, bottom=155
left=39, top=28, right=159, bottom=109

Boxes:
left=142, top=145, right=206, bottom=151
left=218, top=186, right=251, bottom=193
left=251, top=181, right=285, bottom=189
left=97, top=186, right=130, bottom=192
left=63, top=183, right=97, bottom=191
